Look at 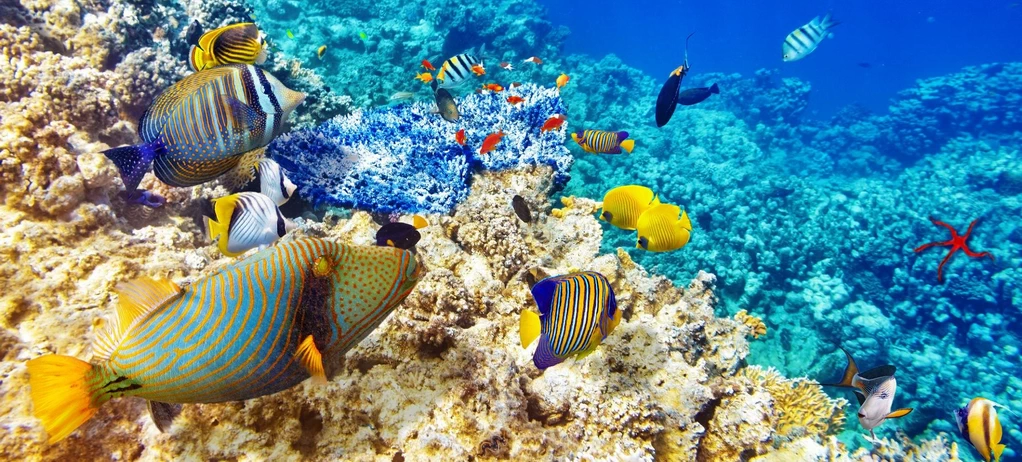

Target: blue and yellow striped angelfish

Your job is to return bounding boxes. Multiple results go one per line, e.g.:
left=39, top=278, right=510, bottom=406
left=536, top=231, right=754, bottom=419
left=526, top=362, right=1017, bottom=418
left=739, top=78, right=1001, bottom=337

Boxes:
left=782, top=13, right=839, bottom=62
left=519, top=271, right=621, bottom=370
left=571, top=129, right=635, bottom=154
left=103, top=64, right=305, bottom=192
left=189, top=22, right=268, bottom=72
left=26, top=238, right=422, bottom=443
left=435, top=53, right=484, bottom=89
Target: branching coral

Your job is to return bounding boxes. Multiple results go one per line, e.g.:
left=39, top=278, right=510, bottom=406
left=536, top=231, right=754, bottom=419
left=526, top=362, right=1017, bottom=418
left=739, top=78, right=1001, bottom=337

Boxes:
left=735, top=310, right=767, bottom=339
left=268, top=84, right=571, bottom=213
left=739, top=366, right=848, bottom=444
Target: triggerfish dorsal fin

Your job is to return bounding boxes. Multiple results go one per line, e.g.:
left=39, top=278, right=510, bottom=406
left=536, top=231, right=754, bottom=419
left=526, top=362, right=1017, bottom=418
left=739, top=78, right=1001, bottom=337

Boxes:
left=519, top=309, right=541, bottom=348
left=532, top=333, right=564, bottom=370
left=530, top=276, right=561, bottom=316
left=93, top=276, right=184, bottom=361
left=296, top=335, right=327, bottom=384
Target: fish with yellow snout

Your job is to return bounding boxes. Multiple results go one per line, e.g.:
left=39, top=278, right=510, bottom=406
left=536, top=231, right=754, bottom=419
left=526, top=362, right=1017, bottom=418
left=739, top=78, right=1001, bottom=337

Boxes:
left=519, top=272, right=620, bottom=370
left=635, top=204, right=692, bottom=252
left=822, top=348, right=914, bottom=442
left=26, top=238, right=423, bottom=443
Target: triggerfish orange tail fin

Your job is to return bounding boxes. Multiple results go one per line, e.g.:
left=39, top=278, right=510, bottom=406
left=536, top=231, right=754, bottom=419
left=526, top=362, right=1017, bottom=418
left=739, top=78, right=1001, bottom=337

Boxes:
left=103, top=140, right=165, bottom=193
left=26, top=355, right=106, bottom=443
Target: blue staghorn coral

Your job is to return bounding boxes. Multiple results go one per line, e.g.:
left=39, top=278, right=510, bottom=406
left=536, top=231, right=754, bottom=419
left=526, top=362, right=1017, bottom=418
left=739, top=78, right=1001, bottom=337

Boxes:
left=268, top=84, right=571, bottom=214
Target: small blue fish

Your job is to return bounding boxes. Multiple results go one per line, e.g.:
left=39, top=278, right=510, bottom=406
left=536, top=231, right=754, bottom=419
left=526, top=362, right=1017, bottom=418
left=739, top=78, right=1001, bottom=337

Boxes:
left=119, top=189, right=166, bottom=208
left=519, top=272, right=620, bottom=370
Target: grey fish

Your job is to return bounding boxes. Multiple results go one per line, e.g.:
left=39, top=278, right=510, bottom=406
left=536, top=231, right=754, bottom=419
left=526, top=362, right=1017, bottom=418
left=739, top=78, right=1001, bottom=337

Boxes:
left=783, top=14, right=839, bottom=62
left=512, top=195, right=532, bottom=223
left=434, top=88, right=459, bottom=122
left=823, top=348, right=913, bottom=440
left=389, top=91, right=415, bottom=102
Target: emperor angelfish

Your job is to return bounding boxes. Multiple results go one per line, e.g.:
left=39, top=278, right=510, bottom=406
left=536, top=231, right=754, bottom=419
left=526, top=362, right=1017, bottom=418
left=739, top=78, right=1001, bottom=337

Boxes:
left=519, top=272, right=621, bottom=370
left=955, top=397, right=1009, bottom=462
left=189, top=22, right=268, bottom=72
left=436, top=53, right=483, bottom=89
left=202, top=191, right=289, bottom=257
left=103, top=64, right=305, bottom=192
left=783, top=13, right=840, bottom=62
left=26, top=238, right=423, bottom=443
left=823, top=348, right=913, bottom=439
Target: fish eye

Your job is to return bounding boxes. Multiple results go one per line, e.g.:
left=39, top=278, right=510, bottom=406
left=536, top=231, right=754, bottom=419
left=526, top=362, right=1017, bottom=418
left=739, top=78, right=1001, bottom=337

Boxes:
left=857, top=412, right=865, bottom=418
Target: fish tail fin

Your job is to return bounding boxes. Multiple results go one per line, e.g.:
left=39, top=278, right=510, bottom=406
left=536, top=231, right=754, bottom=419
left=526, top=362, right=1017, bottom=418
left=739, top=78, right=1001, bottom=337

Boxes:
left=103, top=141, right=162, bottom=193
left=823, top=347, right=859, bottom=388
left=26, top=355, right=104, bottom=443
left=620, top=139, right=635, bottom=154
left=710, top=83, right=720, bottom=94
left=651, top=193, right=661, bottom=207
left=993, top=443, right=1006, bottom=461
left=820, top=13, right=840, bottom=32
left=678, top=210, right=693, bottom=231
left=519, top=309, right=541, bottom=348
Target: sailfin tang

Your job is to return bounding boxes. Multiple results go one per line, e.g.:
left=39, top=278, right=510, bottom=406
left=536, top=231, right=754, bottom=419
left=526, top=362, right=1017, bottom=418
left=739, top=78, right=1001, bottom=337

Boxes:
left=103, top=141, right=164, bottom=193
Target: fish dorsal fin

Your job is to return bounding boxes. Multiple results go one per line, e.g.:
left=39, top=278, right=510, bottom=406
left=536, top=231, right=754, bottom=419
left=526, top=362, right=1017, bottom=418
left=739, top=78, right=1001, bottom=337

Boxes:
left=530, top=276, right=562, bottom=316
left=93, top=276, right=183, bottom=361
left=858, top=365, right=896, bottom=380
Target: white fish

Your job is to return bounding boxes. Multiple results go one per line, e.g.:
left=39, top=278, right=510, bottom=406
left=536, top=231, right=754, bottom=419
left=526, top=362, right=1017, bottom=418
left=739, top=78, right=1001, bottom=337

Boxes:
left=782, top=13, right=839, bottom=62
left=202, top=192, right=290, bottom=257
left=389, top=91, right=415, bottom=102
left=823, top=348, right=913, bottom=440
left=253, top=158, right=297, bottom=206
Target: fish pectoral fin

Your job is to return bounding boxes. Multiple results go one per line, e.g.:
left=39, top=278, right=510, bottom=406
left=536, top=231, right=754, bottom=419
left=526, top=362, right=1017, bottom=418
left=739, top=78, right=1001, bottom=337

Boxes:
left=886, top=408, right=913, bottom=419
left=147, top=401, right=183, bottom=433
left=519, top=310, right=541, bottom=348
left=575, top=334, right=603, bottom=360
left=296, top=335, right=327, bottom=385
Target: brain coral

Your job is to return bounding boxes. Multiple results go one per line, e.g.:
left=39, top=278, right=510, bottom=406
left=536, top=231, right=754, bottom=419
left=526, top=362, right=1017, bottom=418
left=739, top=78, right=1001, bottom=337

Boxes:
left=268, top=84, right=572, bottom=214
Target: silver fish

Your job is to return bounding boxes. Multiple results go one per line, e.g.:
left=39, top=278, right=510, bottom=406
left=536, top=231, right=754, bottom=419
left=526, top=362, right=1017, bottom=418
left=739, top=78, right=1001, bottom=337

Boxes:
left=782, top=13, right=839, bottom=62
left=823, top=348, right=913, bottom=440
left=389, top=91, right=415, bottom=102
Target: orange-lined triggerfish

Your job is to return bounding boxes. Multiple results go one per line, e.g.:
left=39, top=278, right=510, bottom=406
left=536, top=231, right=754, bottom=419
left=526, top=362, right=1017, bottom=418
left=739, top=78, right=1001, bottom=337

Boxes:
left=955, top=397, right=1010, bottom=462
left=519, top=272, right=620, bottom=370
left=26, top=238, right=423, bottom=443
left=103, top=64, right=305, bottom=192
left=822, top=348, right=913, bottom=440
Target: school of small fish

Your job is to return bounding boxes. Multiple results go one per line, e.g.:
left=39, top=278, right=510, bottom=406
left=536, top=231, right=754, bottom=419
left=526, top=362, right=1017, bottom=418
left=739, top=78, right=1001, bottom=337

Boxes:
left=29, top=16, right=1012, bottom=458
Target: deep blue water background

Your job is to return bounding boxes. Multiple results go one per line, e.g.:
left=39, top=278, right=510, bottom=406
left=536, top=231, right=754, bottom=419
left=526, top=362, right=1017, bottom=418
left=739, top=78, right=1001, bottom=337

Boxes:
left=541, top=0, right=1022, bottom=117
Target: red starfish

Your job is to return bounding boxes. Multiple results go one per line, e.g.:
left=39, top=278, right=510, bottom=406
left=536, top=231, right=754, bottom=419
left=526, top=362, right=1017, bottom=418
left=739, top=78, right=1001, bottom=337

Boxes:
left=914, top=217, right=994, bottom=283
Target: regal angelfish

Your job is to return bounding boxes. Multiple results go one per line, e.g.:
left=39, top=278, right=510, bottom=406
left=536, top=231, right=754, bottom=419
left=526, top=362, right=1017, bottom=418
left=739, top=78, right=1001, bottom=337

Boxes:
left=103, top=64, right=305, bottom=192
left=26, top=238, right=423, bottom=443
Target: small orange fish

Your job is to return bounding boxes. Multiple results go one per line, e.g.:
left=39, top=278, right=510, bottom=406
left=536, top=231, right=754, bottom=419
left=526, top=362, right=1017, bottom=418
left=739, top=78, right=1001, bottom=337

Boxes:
left=471, top=64, right=486, bottom=76
left=421, top=59, right=435, bottom=71
left=541, top=114, right=566, bottom=132
left=510, top=82, right=523, bottom=88
left=415, top=72, right=433, bottom=83
left=522, top=56, right=543, bottom=65
left=479, top=131, right=505, bottom=155
left=483, top=83, right=504, bottom=92
left=455, top=129, right=466, bottom=146
left=556, top=74, right=570, bottom=91
left=500, top=62, right=514, bottom=71
left=507, top=96, right=524, bottom=105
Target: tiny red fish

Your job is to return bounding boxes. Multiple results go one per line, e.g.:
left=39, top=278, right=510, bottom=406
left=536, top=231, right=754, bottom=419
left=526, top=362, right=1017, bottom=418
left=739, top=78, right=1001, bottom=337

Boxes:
left=522, top=56, right=543, bottom=65
left=500, top=62, right=514, bottom=71
left=471, top=64, right=486, bottom=76
left=482, top=83, right=504, bottom=92
left=455, top=128, right=466, bottom=146
left=510, top=82, right=523, bottom=88
left=421, top=59, right=435, bottom=71
left=541, top=114, right=566, bottom=132
left=479, top=131, right=505, bottom=155
left=507, top=96, right=524, bottom=105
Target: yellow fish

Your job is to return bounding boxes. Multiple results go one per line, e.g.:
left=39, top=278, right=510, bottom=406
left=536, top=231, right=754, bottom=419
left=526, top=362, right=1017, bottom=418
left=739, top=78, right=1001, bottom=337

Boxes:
left=636, top=204, right=692, bottom=252
left=286, top=29, right=294, bottom=39
left=317, top=45, right=327, bottom=59
left=189, top=23, right=267, bottom=72
left=599, top=185, right=660, bottom=230
left=412, top=215, right=428, bottom=229
left=956, top=397, right=1009, bottom=462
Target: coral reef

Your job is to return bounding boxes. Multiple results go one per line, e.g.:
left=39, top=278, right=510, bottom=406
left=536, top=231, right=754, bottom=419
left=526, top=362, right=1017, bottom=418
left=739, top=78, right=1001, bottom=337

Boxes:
left=268, top=84, right=572, bottom=214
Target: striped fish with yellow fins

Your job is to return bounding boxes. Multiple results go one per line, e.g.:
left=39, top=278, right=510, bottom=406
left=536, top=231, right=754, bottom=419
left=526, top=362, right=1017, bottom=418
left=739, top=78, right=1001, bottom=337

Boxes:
left=202, top=192, right=289, bottom=257
left=599, top=185, right=660, bottom=230
left=189, top=22, right=268, bottom=71
left=103, top=64, right=304, bottom=193
left=519, top=272, right=620, bottom=370
left=571, top=129, right=635, bottom=154
left=955, top=397, right=1010, bottom=462
left=435, top=53, right=484, bottom=89
left=26, top=238, right=423, bottom=443
left=636, top=204, right=692, bottom=252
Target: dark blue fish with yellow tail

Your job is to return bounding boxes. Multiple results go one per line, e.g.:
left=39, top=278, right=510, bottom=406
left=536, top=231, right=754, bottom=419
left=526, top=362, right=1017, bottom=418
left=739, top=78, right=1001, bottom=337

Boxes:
left=656, top=33, right=695, bottom=127
left=519, top=271, right=621, bottom=370
left=26, top=238, right=423, bottom=443
left=189, top=22, right=268, bottom=72
left=571, top=129, right=635, bottom=154
left=955, top=397, right=1011, bottom=462
left=202, top=191, right=291, bottom=257
left=103, top=64, right=305, bottom=193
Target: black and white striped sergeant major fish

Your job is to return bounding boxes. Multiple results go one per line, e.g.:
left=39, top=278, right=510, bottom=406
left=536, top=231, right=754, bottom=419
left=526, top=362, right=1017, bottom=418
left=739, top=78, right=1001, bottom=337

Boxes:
left=202, top=192, right=291, bottom=258
left=103, top=64, right=305, bottom=193
left=435, top=53, right=485, bottom=89
left=782, top=13, right=840, bottom=62
left=26, top=238, right=423, bottom=443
